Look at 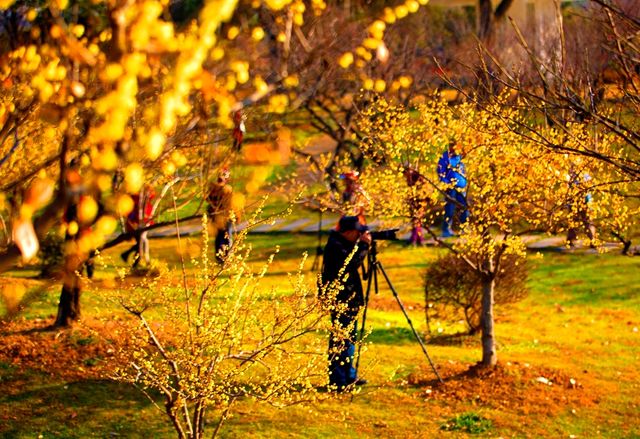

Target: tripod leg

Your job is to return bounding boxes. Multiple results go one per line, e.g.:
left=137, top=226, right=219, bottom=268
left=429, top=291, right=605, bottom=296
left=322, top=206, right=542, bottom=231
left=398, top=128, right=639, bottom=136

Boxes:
left=377, top=262, right=443, bottom=383
left=354, top=261, right=376, bottom=377
left=311, top=210, right=323, bottom=271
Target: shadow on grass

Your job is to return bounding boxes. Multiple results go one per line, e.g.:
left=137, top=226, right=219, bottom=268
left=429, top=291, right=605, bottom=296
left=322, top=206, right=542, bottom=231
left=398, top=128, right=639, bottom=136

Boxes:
left=366, top=327, right=471, bottom=347
left=0, top=376, right=167, bottom=438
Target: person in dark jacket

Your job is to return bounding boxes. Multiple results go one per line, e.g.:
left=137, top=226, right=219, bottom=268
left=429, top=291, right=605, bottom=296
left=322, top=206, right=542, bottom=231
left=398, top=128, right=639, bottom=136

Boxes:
left=320, top=215, right=371, bottom=391
left=437, top=140, right=469, bottom=237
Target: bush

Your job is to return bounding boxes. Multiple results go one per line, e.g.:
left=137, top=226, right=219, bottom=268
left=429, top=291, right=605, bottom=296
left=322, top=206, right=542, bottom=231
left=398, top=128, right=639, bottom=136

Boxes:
left=38, top=233, right=64, bottom=278
left=424, top=253, right=528, bottom=334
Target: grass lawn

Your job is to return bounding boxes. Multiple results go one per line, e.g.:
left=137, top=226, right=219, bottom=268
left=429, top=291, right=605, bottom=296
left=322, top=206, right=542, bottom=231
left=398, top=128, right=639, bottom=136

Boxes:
left=1, top=233, right=639, bottom=438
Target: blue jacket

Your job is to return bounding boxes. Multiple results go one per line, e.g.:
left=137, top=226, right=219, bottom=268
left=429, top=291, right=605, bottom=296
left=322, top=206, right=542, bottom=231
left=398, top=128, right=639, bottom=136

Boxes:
left=437, top=150, right=467, bottom=188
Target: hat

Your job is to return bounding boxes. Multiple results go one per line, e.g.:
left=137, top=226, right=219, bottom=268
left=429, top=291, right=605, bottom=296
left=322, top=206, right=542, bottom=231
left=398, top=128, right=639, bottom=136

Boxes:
left=218, top=167, right=230, bottom=180
left=339, top=171, right=359, bottom=180
left=337, top=216, right=368, bottom=232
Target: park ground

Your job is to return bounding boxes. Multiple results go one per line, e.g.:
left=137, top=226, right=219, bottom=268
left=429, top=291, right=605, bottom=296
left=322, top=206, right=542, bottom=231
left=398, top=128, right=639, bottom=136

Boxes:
left=0, top=232, right=639, bottom=438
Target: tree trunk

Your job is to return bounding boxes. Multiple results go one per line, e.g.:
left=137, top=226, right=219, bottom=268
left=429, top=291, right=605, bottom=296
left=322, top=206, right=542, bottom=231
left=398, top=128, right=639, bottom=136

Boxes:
left=480, top=275, right=497, bottom=366
left=478, top=0, right=514, bottom=42
left=54, top=252, right=85, bottom=327
left=477, top=0, right=494, bottom=42
left=54, top=284, right=81, bottom=327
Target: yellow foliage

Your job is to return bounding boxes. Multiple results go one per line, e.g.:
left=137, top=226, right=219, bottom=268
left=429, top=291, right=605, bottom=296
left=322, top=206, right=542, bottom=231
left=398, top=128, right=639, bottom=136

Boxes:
left=382, top=7, right=396, bottom=24
left=117, top=195, right=135, bottom=217
left=146, top=129, right=166, bottom=160
left=227, top=26, right=240, bottom=40
left=338, top=52, right=354, bottom=69
left=406, top=0, right=420, bottom=13
left=356, top=95, right=636, bottom=261
left=283, top=75, right=299, bottom=88
left=1, top=283, right=26, bottom=314
left=265, top=0, right=291, bottom=10
left=394, top=5, right=409, bottom=19
left=78, top=196, right=99, bottom=224
left=162, top=160, right=176, bottom=175
left=267, top=94, right=289, bottom=113
left=125, top=163, right=144, bottom=194
left=373, top=79, right=386, bottom=93
left=251, top=27, right=265, bottom=41
left=67, top=220, right=79, bottom=236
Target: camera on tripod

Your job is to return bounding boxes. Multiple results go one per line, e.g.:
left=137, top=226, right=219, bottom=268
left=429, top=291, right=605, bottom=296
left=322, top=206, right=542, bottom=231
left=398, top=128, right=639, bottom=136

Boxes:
left=369, top=229, right=399, bottom=241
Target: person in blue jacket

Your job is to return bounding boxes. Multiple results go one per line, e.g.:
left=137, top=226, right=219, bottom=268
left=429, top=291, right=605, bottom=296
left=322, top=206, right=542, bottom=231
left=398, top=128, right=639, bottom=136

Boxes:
left=437, top=139, right=469, bottom=237
left=320, top=215, right=371, bottom=391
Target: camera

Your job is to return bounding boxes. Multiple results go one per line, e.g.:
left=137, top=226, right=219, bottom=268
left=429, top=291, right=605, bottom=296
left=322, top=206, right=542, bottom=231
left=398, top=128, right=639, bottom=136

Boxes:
left=369, top=229, right=399, bottom=241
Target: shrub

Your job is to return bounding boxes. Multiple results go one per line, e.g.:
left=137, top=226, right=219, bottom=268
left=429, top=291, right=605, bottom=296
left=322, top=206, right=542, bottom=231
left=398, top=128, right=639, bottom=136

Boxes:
left=424, top=253, right=528, bottom=334
left=441, top=412, right=493, bottom=434
left=38, top=233, right=64, bottom=279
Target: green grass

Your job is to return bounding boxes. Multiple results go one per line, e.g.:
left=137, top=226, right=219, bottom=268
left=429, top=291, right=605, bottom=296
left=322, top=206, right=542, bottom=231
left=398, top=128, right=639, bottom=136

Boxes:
left=1, top=233, right=639, bottom=438
left=440, top=412, right=493, bottom=434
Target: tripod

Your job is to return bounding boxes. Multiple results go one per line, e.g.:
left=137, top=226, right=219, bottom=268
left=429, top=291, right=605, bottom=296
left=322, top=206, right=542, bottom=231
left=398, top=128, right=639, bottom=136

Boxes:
left=355, top=240, right=443, bottom=383
left=311, top=210, right=324, bottom=272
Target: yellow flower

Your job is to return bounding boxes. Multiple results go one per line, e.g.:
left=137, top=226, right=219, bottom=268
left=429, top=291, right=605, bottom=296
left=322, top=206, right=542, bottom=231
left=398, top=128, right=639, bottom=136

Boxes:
left=406, top=0, right=420, bottom=13
left=162, top=160, right=176, bottom=175
left=95, top=215, right=118, bottom=236
left=398, top=76, right=412, bottom=88
left=374, top=79, right=386, bottom=93
left=227, top=26, right=240, bottom=40
left=338, top=52, right=354, bottom=69
left=67, top=220, right=79, bottom=236
left=283, top=75, right=299, bottom=88
left=394, top=5, right=408, bottom=18
left=382, top=8, right=396, bottom=24
left=78, top=196, right=99, bottom=224
left=251, top=27, right=265, bottom=41
left=265, top=0, right=289, bottom=10
left=117, top=195, right=134, bottom=216
left=254, top=75, right=269, bottom=94
left=125, top=163, right=144, bottom=194
left=363, top=38, right=380, bottom=50
left=71, top=24, right=85, bottom=38
left=146, top=129, right=166, bottom=160
left=267, top=94, right=289, bottom=114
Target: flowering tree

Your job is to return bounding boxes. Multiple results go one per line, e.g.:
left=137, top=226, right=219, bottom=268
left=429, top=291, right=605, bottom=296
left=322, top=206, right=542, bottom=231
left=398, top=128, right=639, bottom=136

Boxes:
left=461, top=0, right=640, bottom=250
left=114, top=222, right=330, bottom=438
left=1, top=0, right=457, bottom=325
left=468, top=1, right=640, bottom=180
left=357, top=96, right=636, bottom=366
left=1, top=0, right=395, bottom=434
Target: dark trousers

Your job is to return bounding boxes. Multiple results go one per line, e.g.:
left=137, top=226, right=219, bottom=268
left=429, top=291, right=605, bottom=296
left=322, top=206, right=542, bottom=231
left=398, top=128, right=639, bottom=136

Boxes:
left=328, top=310, right=359, bottom=388
left=443, top=188, right=469, bottom=233
left=214, top=223, right=232, bottom=263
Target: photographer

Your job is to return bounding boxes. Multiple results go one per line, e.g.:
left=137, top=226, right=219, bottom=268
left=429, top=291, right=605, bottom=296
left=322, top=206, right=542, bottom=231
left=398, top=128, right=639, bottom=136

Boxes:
left=321, top=215, right=371, bottom=391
